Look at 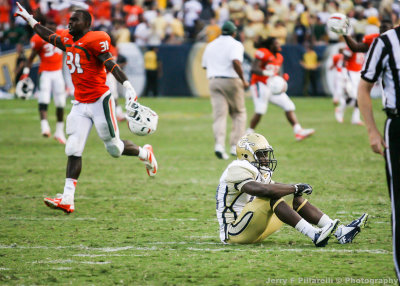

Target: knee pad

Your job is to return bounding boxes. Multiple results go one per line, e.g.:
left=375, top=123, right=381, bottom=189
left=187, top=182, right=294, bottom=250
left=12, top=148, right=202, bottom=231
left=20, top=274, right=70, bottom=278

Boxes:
left=65, top=135, right=83, bottom=157
left=104, top=138, right=124, bottom=158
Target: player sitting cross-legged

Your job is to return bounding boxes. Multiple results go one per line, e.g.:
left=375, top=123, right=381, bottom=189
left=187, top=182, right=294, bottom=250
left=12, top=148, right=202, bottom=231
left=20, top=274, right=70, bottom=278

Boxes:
left=216, top=133, right=368, bottom=246
left=15, top=3, right=158, bottom=214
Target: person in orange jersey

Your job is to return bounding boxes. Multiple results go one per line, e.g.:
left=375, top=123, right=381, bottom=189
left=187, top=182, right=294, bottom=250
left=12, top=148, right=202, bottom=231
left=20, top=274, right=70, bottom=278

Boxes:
left=15, top=3, right=158, bottom=214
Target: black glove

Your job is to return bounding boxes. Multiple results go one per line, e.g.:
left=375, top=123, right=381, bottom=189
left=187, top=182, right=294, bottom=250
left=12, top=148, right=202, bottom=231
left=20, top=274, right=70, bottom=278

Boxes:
left=294, top=183, right=313, bottom=196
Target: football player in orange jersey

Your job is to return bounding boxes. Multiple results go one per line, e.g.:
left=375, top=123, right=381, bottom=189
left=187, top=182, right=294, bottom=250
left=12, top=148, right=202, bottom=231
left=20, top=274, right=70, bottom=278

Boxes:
left=330, top=48, right=346, bottom=123
left=19, top=18, right=67, bottom=143
left=16, top=3, right=158, bottom=214
left=247, top=37, right=314, bottom=141
left=343, top=19, right=393, bottom=53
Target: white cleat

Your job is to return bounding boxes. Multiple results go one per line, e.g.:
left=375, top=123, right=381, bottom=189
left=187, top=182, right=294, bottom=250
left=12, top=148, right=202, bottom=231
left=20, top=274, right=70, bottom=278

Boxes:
left=313, top=219, right=340, bottom=247
left=295, top=128, right=315, bottom=141
left=335, top=213, right=368, bottom=244
left=141, top=144, right=157, bottom=177
left=54, top=132, right=66, bottom=145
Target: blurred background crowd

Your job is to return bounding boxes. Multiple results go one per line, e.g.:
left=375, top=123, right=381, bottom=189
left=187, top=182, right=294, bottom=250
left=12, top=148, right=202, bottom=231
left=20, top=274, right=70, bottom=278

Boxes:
left=0, top=0, right=398, bottom=52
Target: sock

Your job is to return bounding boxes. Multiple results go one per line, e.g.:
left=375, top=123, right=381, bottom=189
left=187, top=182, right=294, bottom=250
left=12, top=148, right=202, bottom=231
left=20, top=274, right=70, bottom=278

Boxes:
left=352, top=108, right=361, bottom=123
left=293, top=123, right=302, bottom=134
left=63, top=178, right=77, bottom=203
left=41, top=119, right=50, bottom=132
left=138, top=146, right=148, bottom=160
left=56, top=122, right=64, bottom=134
left=295, top=218, right=319, bottom=240
left=317, top=214, right=334, bottom=228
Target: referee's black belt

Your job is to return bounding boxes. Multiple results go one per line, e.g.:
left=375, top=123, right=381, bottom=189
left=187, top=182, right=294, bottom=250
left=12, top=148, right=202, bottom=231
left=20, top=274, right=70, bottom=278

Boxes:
left=209, top=76, right=236, bottom=79
left=384, top=108, right=400, bottom=118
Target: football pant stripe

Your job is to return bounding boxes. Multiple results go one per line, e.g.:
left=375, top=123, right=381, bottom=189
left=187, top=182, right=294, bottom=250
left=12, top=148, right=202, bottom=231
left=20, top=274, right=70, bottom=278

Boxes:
left=228, top=212, right=254, bottom=236
left=102, top=93, right=116, bottom=138
left=108, top=96, right=117, bottom=132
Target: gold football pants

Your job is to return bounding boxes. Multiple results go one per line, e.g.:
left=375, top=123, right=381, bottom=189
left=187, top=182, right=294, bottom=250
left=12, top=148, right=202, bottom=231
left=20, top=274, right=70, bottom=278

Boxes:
left=227, top=195, right=294, bottom=244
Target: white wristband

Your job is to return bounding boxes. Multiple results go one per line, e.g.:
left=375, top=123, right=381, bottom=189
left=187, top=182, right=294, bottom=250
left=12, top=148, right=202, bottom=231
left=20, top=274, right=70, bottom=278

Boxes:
left=22, top=67, right=30, bottom=75
left=262, top=70, right=274, bottom=77
left=123, top=81, right=134, bottom=91
left=27, top=15, right=38, bottom=28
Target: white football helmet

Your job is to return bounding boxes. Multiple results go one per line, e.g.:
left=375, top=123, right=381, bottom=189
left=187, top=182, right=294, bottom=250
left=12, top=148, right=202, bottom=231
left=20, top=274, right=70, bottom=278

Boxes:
left=15, top=77, right=34, bottom=99
left=125, top=101, right=158, bottom=136
left=327, top=13, right=350, bottom=35
left=236, top=133, right=277, bottom=172
left=267, top=76, right=287, bottom=95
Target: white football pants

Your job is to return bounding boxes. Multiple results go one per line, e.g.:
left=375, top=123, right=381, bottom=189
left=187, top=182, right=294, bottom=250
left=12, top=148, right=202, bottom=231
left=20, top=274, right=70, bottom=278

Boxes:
left=38, top=70, right=66, bottom=107
left=65, top=92, right=124, bottom=157
left=251, top=82, right=295, bottom=115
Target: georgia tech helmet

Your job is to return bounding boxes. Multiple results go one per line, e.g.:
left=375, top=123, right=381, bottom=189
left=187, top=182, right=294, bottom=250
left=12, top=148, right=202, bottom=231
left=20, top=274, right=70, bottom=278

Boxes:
left=236, top=133, right=277, bottom=172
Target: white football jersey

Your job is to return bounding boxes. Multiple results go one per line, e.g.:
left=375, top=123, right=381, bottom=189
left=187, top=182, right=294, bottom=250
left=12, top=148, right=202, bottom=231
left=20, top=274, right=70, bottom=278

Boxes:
left=216, top=159, right=273, bottom=242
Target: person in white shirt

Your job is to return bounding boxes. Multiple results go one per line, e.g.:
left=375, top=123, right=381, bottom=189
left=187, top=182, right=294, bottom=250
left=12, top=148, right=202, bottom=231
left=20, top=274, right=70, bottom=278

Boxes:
left=202, top=21, right=249, bottom=160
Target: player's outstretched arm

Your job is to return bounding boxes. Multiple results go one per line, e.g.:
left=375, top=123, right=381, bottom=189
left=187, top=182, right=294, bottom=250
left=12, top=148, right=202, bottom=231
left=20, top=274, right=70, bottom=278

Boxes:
left=98, top=52, right=137, bottom=103
left=14, top=2, right=65, bottom=52
left=343, top=35, right=369, bottom=53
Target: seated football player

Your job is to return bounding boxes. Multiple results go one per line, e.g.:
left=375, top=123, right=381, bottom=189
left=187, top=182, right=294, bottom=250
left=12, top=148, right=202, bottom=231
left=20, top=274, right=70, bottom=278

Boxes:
left=216, top=133, right=368, bottom=246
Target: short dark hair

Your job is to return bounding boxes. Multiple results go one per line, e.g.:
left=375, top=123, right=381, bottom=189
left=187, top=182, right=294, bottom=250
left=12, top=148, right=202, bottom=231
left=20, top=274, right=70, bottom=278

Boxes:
left=75, top=10, right=92, bottom=27
left=263, top=37, right=276, bottom=50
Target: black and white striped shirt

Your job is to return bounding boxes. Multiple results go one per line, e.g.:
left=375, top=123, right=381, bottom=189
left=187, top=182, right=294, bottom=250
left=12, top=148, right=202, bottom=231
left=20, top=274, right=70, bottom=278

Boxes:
left=361, top=27, right=400, bottom=110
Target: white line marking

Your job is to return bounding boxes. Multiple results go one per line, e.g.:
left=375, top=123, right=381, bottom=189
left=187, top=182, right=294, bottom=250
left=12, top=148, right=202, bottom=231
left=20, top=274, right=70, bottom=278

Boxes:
left=0, top=244, right=391, bottom=254
left=32, top=259, right=111, bottom=265
left=6, top=217, right=97, bottom=221
left=0, top=268, right=10, bottom=270
left=73, top=254, right=145, bottom=257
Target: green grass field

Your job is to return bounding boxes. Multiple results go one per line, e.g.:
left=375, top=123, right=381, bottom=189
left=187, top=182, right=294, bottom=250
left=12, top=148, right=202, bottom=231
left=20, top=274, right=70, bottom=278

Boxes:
left=0, top=96, right=397, bottom=285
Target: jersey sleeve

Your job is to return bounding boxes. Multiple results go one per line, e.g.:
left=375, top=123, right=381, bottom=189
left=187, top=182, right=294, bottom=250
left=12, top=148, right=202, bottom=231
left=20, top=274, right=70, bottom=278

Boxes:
left=362, top=33, right=378, bottom=47
left=254, top=48, right=268, bottom=61
left=30, top=35, right=43, bottom=51
left=361, top=37, right=387, bottom=83
left=226, top=164, right=257, bottom=192
left=88, top=31, right=112, bottom=57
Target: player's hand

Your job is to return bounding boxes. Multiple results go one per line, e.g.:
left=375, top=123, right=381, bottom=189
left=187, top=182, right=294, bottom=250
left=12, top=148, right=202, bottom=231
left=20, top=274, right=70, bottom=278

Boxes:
left=333, top=19, right=350, bottom=35
left=283, top=73, right=289, bottom=81
left=294, top=183, right=313, bottom=196
left=14, top=2, right=38, bottom=27
left=242, top=80, right=249, bottom=89
left=19, top=67, right=30, bottom=81
left=123, top=81, right=138, bottom=105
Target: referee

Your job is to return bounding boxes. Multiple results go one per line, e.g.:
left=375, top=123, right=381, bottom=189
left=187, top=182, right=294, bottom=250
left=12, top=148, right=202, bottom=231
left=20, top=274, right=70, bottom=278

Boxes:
left=358, top=27, right=400, bottom=282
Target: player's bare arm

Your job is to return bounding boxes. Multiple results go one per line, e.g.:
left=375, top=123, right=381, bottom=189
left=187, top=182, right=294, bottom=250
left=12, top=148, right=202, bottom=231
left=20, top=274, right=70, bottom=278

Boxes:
left=98, top=52, right=128, bottom=84
left=343, top=35, right=369, bottom=53
left=14, top=2, right=66, bottom=52
left=241, top=181, right=312, bottom=198
left=97, top=52, right=137, bottom=102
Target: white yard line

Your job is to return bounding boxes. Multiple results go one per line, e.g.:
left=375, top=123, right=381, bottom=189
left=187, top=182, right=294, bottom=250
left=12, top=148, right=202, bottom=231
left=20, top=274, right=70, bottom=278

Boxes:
left=0, top=244, right=391, bottom=255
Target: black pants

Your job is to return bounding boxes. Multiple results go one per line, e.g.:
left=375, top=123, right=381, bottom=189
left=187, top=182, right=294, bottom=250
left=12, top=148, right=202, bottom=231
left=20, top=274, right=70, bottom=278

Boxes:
left=144, top=70, right=158, bottom=97
left=384, top=116, right=400, bottom=281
